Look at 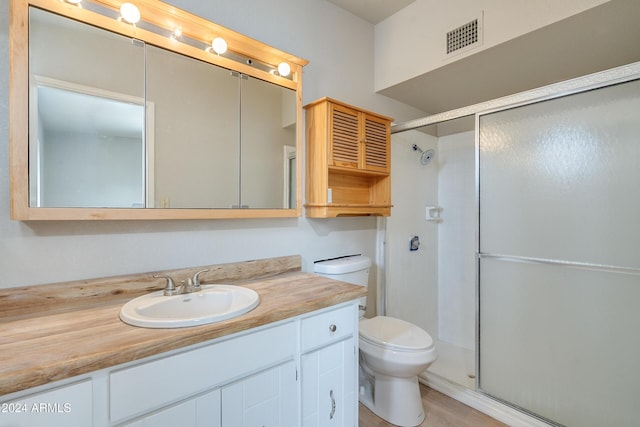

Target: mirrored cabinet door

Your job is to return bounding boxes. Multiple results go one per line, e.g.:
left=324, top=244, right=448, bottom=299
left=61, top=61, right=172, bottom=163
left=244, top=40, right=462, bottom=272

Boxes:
left=29, top=7, right=145, bottom=208
left=146, top=45, right=239, bottom=209
left=241, top=76, right=297, bottom=209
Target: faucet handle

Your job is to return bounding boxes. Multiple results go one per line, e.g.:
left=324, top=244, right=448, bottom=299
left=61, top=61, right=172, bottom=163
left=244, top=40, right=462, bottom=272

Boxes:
left=191, top=269, right=210, bottom=287
left=154, top=274, right=178, bottom=296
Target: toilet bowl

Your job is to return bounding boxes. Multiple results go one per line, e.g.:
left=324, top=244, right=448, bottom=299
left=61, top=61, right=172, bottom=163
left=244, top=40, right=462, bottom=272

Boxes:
left=313, top=255, right=438, bottom=427
left=359, top=316, right=437, bottom=427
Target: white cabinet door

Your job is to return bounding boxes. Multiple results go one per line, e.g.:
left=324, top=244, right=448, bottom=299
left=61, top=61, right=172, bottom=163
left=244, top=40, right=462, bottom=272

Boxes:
left=121, top=388, right=220, bottom=427
left=0, top=380, right=92, bottom=427
left=221, top=361, right=298, bottom=427
left=301, top=337, right=356, bottom=427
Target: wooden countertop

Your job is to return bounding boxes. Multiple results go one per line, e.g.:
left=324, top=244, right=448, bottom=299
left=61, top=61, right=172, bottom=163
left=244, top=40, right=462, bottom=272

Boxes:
left=0, top=271, right=366, bottom=397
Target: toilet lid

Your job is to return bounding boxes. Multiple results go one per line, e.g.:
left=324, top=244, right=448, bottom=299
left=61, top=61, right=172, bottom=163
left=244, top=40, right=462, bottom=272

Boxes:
left=359, top=316, right=434, bottom=351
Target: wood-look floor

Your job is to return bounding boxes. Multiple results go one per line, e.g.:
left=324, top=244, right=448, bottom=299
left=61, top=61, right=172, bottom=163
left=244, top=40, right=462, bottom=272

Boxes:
left=359, top=384, right=507, bottom=427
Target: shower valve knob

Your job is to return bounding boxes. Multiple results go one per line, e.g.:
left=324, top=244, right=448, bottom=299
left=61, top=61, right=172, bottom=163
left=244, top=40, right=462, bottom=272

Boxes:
left=410, top=236, right=420, bottom=251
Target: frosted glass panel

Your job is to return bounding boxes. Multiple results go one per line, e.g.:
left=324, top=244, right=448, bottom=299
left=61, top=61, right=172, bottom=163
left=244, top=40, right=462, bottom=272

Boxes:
left=479, top=258, right=640, bottom=427
left=479, top=77, right=640, bottom=426
left=479, top=79, right=640, bottom=269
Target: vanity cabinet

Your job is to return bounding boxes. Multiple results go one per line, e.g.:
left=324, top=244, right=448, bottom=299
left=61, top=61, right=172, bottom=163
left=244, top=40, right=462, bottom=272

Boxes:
left=300, top=305, right=358, bottom=427
left=304, top=97, right=393, bottom=217
left=0, top=302, right=359, bottom=427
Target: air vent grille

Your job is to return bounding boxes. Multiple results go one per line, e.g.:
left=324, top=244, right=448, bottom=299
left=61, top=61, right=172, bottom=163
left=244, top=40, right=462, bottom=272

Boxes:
left=447, top=19, right=479, bottom=54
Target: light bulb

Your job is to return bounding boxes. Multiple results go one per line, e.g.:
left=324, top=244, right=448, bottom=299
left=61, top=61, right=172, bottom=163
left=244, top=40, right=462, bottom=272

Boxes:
left=120, top=3, right=141, bottom=25
left=277, top=62, right=291, bottom=77
left=211, top=37, right=227, bottom=55
left=173, top=26, right=183, bottom=38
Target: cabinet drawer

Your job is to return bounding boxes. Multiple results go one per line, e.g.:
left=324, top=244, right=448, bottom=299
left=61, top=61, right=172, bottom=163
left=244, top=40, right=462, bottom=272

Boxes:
left=110, top=321, right=296, bottom=423
left=301, top=304, right=356, bottom=353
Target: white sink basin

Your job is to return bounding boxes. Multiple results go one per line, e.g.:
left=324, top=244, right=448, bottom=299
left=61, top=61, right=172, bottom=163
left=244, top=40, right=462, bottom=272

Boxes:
left=120, top=285, right=260, bottom=328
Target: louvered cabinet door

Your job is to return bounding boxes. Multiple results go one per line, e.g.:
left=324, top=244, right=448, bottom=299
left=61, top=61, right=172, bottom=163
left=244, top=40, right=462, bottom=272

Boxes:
left=362, top=114, right=390, bottom=173
left=328, top=103, right=360, bottom=169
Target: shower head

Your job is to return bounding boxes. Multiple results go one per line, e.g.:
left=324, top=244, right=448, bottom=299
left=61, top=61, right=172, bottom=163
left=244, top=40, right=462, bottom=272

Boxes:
left=411, top=144, right=435, bottom=165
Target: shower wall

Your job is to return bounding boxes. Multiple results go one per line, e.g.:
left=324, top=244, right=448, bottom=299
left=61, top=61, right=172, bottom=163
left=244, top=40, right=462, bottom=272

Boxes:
left=387, top=127, right=476, bottom=360
left=386, top=130, right=438, bottom=335
left=436, top=131, right=475, bottom=350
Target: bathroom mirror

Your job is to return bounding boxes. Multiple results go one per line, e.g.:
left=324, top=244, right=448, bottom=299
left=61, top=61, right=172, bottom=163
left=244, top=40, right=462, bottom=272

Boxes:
left=10, top=0, right=307, bottom=220
left=146, top=44, right=297, bottom=209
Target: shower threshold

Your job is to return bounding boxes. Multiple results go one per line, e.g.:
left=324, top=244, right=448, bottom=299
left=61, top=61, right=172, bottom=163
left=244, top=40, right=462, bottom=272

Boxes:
left=427, top=339, right=475, bottom=389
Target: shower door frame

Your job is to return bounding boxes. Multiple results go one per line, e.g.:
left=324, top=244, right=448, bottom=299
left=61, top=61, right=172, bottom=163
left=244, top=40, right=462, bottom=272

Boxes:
left=389, top=60, right=640, bottom=422
left=393, top=62, right=640, bottom=135
left=474, top=69, right=640, bottom=425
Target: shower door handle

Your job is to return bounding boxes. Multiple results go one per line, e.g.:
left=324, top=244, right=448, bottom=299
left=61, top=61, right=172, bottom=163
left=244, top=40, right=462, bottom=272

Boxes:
left=329, top=389, right=336, bottom=419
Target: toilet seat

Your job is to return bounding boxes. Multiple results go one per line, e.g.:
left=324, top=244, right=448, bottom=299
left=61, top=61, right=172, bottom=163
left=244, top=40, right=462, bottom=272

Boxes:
left=359, top=316, right=433, bottom=352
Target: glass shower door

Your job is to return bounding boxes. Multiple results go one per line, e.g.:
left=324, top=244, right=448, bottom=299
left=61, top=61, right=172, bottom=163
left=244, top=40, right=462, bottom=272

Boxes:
left=478, top=78, right=640, bottom=426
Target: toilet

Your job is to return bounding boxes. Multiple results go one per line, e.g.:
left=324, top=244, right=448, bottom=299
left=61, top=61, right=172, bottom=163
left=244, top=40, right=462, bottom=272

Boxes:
left=314, top=255, right=437, bottom=427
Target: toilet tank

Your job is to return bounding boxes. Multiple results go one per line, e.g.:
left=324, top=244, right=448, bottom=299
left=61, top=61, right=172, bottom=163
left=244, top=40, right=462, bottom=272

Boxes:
left=313, top=255, right=371, bottom=287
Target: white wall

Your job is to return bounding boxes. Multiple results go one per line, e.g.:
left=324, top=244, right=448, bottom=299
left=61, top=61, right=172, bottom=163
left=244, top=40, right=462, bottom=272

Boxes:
left=0, top=0, right=425, bottom=288
left=374, top=0, right=610, bottom=91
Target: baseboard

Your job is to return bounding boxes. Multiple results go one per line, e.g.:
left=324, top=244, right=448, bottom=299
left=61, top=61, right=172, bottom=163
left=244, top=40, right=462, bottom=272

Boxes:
left=419, top=372, right=552, bottom=427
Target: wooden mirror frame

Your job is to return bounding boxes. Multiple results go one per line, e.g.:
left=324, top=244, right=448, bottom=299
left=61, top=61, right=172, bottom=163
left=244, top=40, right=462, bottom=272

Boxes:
left=9, top=0, right=308, bottom=220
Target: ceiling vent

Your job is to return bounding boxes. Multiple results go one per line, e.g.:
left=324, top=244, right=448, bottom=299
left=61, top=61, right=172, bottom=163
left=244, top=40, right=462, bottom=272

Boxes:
left=446, top=17, right=481, bottom=55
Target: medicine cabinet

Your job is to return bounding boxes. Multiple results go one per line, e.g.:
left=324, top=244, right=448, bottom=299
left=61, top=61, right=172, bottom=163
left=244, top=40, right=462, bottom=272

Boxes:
left=9, top=0, right=307, bottom=220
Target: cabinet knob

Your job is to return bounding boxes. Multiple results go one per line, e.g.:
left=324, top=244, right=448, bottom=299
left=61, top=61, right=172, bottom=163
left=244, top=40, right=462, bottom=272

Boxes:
left=329, top=324, right=337, bottom=332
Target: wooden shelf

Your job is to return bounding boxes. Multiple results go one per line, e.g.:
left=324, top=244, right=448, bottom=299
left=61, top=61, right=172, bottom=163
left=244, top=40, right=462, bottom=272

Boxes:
left=305, top=205, right=392, bottom=218
left=327, top=165, right=390, bottom=177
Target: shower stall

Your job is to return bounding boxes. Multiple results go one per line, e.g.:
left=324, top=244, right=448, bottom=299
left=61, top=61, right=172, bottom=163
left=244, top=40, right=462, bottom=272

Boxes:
left=385, top=62, right=640, bottom=426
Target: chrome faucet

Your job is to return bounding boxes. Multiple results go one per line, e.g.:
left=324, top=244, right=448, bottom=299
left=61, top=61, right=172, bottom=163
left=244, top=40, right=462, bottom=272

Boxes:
left=154, top=269, right=210, bottom=296
left=154, top=274, right=179, bottom=296
left=179, top=269, right=210, bottom=294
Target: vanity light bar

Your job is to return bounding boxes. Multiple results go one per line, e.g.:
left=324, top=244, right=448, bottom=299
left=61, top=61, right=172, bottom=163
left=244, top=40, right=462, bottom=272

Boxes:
left=145, top=17, right=287, bottom=78
left=60, top=0, right=297, bottom=80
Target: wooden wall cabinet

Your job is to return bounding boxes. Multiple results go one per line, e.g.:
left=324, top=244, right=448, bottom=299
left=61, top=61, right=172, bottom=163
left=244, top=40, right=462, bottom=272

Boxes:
left=304, top=98, right=393, bottom=217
